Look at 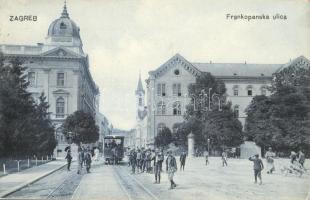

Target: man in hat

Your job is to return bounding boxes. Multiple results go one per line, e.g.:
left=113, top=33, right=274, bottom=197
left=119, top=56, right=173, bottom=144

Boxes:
left=153, top=149, right=164, bottom=184
left=180, top=151, right=187, bottom=171
left=166, top=151, right=177, bottom=189
left=249, top=154, right=264, bottom=185
left=265, top=147, right=276, bottom=174
left=65, top=149, right=72, bottom=171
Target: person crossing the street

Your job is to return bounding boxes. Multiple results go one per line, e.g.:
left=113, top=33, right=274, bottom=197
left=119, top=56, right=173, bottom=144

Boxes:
left=65, top=149, right=72, bottom=171
left=153, top=149, right=164, bottom=184
left=180, top=151, right=187, bottom=171
left=166, top=150, right=178, bottom=189
left=249, top=154, right=264, bottom=185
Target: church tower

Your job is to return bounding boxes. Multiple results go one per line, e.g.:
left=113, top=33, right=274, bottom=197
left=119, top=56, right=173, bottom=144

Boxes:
left=135, top=73, right=146, bottom=121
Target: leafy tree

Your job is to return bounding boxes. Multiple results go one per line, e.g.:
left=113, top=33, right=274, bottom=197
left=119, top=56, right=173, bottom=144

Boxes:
left=245, top=61, right=310, bottom=154
left=62, top=110, right=99, bottom=146
left=155, top=127, right=173, bottom=148
left=183, top=72, right=243, bottom=150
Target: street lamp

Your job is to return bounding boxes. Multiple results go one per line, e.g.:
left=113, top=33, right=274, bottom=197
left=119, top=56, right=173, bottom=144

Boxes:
left=207, top=138, right=210, bottom=155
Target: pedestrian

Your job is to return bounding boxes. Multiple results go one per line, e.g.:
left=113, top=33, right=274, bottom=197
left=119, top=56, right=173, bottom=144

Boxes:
left=265, top=147, right=276, bottom=174
left=166, top=151, right=177, bottom=189
left=130, top=149, right=137, bottom=174
left=94, top=148, right=100, bottom=161
left=77, top=147, right=84, bottom=174
left=298, top=149, right=305, bottom=167
left=204, top=150, right=209, bottom=165
left=140, top=148, right=146, bottom=172
left=290, top=151, right=297, bottom=164
left=85, top=149, right=92, bottom=173
left=65, top=149, right=72, bottom=171
left=222, top=151, right=228, bottom=167
left=249, top=154, right=264, bottom=185
left=136, top=149, right=142, bottom=173
left=180, top=151, right=187, bottom=171
left=153, top=149, right=164, bottom=184
left=146, top=149, right=152, bottom=173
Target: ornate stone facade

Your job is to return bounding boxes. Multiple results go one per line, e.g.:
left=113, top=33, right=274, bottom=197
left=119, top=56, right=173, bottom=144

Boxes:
left=0, top=4, right=99, bottom=157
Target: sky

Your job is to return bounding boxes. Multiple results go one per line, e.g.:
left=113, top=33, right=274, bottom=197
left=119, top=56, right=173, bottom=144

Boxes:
left=0, top=0, right=309, bottom=130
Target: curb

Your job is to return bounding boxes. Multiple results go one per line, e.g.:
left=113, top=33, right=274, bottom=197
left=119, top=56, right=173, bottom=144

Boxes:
left=0, top=162, right=67, bottom=198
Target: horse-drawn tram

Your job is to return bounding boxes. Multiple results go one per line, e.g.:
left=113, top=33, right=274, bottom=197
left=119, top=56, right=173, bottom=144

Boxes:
left=103, top=135, right=125, bottom=164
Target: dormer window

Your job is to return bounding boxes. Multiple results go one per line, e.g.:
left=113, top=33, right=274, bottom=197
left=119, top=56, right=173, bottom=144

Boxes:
left=60, top=22, right=67, bottom=29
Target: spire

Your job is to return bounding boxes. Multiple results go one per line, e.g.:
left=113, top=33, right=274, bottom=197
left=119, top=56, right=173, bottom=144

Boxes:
left=61, top=0, right=69, bottom=18
left=136, top=72, right=145, bottom=94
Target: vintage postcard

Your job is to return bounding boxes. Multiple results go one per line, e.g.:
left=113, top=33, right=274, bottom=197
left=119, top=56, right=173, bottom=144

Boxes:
left=0, top=0, right=309, bottom=199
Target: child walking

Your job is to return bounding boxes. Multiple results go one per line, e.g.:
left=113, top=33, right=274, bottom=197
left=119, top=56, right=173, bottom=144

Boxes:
left=249, top=154, right=264, bottom=185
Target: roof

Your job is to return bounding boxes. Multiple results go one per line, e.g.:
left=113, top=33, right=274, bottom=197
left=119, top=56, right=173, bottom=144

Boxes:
left=192, top=62, right=283, bottom=77
left=136, top=73, right=145, bottom=94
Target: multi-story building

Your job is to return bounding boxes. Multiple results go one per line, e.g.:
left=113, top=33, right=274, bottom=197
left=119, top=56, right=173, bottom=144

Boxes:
left=146, top=53, right=309, bottom=146
left=0, top=3, right=99, bottom=157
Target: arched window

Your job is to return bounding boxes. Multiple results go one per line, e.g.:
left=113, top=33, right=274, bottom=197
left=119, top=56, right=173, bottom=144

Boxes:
left=139, top=98, right=142, bottom=106
left=56, top=97, right=65, bottom=118
left=234, top=105, right=239, bottom=118
left=247, top=85, right=253, bottom=96
left=173, top=101, right=181, bottom=115
left=157, top=123, right=166, bottom=134
left=157, top=101, right=166, bottom=115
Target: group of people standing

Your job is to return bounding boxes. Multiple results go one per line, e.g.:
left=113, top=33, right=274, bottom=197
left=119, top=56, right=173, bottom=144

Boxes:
left=65, top=146, right=93, bottom=174
left=128, top=148, right=187, bottom=189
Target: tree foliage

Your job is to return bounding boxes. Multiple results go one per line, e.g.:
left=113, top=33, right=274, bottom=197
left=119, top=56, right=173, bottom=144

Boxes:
left=155, top=127, right=173, bottom=148
left=245, top=61, right=310, bottom=154
left=183, top=72, right=243, bottom=150
left=0, top=54, right=56, bottom=158
left=62, top=110, right=99, bottom=145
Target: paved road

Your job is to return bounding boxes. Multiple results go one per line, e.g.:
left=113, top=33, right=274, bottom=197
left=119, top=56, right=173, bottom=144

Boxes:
left=72, top=163, right=159, bottom=200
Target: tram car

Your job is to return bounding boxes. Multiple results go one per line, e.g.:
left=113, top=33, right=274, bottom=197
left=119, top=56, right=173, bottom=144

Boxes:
left=103, top=135, right=124, bottom=164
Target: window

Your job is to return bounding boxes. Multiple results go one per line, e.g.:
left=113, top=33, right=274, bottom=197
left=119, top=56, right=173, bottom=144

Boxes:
left=173, top=83, right=182, bottom=96
left=157, top=101, right=166, bottom=115
left=174, top=69, right=180, bottom=75
left=157, top=123, right=166, bottom=134
left=56, top=97, right=65, bottom=118
left=233, top=86, right=238, bottom=96
left=234, top=105, right=239, bottom=118
left=60, top=22, right=67, bottom=29
left=247, top=86, right=253, bottom=96
left=28, top=72, right=35, bottom=87
left=157, top=83, right=166, bottom=96
left=57, top=73, right=65, bottom=86
left=173, top=101, right=181, bottom=115
left=139, top=98, right=142, bottom=106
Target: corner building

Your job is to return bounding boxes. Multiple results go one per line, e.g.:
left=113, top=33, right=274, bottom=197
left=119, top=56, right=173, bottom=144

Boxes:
left=0, top=4, right=99, bottom=157
left=146, top=53, right=309, bottom=147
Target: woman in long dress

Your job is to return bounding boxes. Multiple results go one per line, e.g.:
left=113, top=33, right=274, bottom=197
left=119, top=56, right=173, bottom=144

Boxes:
left=265, top=147, right=275, bottom=174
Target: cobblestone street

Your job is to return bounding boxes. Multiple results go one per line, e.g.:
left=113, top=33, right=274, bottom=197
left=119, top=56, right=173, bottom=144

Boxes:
left=3, top=157, right=309, bottom=200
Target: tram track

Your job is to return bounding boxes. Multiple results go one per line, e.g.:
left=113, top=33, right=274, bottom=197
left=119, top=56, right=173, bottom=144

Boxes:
left=113, top=165, right=159, bottom=200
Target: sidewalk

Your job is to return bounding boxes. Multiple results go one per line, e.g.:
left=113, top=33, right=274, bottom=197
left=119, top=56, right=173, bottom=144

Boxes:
left=0, top=159, right=67, bottom=198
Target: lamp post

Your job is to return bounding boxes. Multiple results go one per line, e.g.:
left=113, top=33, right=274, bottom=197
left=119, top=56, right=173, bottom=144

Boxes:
left=207, top=138, right=210, bottom=156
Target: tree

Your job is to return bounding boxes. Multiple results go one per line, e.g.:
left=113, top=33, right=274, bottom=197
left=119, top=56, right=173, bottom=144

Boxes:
left=32, top=93, right=57, bottom=156
left=183, top=72, right=243, bottom=150
left=62, top=110, right=99, bottom=146
left=0, top=55, right=37, bottom=157
left=245, top=61, right=310, bottom=154
left=155, top=127, right=173, bottom=148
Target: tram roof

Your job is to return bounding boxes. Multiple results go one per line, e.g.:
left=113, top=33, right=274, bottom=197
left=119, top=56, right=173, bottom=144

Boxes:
left=104, top=135, right=125, bottom=139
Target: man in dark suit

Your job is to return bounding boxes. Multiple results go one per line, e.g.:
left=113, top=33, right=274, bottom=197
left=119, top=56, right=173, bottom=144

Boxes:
left=166, top=151, right=177, bottom=189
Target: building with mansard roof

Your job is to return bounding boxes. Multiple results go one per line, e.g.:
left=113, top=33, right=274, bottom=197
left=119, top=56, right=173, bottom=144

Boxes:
left=145, top=54, right=310, bottom=147
left=0, top=3, right=100, bottom=157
